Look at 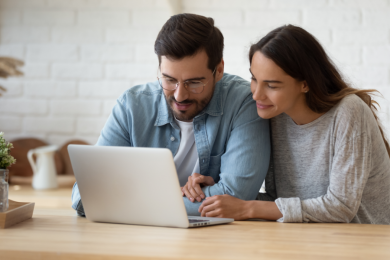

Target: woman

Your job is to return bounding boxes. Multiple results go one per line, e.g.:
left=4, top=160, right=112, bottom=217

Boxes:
left=197, top=25, right=390, bottom=224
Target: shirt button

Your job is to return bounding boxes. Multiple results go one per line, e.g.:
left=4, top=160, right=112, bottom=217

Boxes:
left=170, top=136, right=175, bottom=141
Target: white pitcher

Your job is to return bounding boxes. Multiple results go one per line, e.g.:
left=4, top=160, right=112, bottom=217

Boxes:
left=27, top=145, right=58, bottom=190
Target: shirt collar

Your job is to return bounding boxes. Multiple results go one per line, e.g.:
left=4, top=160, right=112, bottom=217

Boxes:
left=154, top=92, right=174, bottom=127
left=198, top=80, right=223, bottom=117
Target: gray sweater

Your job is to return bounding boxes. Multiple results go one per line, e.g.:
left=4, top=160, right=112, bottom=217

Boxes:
left=258, top=95, right=390, bottom=224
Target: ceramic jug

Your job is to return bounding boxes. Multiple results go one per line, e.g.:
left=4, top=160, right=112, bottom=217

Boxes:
left=27, top=145, right=58, bottom=190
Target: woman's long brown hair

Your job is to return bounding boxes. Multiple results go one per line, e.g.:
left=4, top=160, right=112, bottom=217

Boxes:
left=249, top=25, right=390, bottom=157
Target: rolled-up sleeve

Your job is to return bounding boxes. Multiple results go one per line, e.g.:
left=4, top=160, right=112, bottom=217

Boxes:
left=71, top=182, right=85, bottom=217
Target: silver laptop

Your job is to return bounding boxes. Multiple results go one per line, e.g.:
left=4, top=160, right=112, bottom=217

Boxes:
left=68, top=145, right=234, bottom=228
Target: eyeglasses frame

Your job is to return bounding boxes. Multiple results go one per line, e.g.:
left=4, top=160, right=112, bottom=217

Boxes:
left=157, top=68, right=217, bottom=94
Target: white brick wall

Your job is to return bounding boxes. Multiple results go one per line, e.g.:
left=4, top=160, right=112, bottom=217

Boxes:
left=79, top=81, right=131, bottom=98
left=50, top=100, right=101, bottom=116
left=52, top=63, right=103, bottom=79
left=52, top=28, right=103, bottom=44
left=0, top=116, right=22, bottom=131
left=81, top=45, right=134, bottom=62
left=77, top=11, right=130, bottom=26
left=0, top=79, right=22, bottom=97
left=22, top=62, right=49, bottom=78
left=24, top=81, right=77, bottom=97
left=1, top=27, right=50, bottom=43
left=26, top=44, right=78, bottom=61
left=0, top=0, right=389, bottom=145
left=23, top=10, right=75, bottom=25
left=0, top=44, right=24, bottom=58
left=0, top=99, right=48, bottom=115
left=23, top=117, right=75, bottom=134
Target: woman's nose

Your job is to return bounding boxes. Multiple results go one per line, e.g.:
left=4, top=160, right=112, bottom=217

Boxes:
left=252, top=84, right=266, bottom=101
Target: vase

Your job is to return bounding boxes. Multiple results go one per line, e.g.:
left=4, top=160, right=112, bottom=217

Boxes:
left=0, top=169, right=9, bottom=212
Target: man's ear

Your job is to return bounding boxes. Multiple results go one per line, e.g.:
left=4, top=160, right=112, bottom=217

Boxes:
left=215, top=59, right=224, bottom=82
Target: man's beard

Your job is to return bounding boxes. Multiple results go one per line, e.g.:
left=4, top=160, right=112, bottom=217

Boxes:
left=165, top=95, right=210, bottom=121
left=164, top=83, right=215, bottom=122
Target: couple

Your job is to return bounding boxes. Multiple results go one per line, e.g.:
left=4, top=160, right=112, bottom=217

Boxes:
left=72, top=13, right=390, bottom=224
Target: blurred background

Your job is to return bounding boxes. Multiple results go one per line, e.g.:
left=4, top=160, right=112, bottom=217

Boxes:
left=0, top=0, right=389, bottom=212
left=0, top=0, right=388, bottom=146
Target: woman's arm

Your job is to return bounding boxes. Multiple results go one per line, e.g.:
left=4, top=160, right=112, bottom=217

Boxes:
left=198, top=195, right=282, bottom=220
left=249, top=201, right=283, bottom=220
left=198, top=153, right=281, bottom=220
left=199, top=132, right=373, bottom=223
left=275, top=133, right=372, bottom=223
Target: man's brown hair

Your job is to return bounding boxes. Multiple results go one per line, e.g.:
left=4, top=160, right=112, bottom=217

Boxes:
left=154, top=13, right=224, bottom=71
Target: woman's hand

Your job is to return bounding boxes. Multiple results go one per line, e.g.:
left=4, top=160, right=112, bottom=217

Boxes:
left=198, top=194, right=252, bottom=220
left=181, top=173, right=215, bottom=202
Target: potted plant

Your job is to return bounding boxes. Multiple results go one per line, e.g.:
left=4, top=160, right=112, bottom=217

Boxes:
left=0, top=132, right=16, bottom=212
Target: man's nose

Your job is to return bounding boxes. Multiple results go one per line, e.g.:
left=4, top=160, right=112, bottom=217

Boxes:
left=174, top=82, right=190, bottom=102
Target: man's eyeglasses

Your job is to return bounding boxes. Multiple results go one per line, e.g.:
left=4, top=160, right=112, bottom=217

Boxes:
left=157, top=68, right=216, bottom=94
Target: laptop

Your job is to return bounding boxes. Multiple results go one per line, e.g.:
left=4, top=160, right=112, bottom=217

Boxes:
left=68, top=145, right=234, bottom=228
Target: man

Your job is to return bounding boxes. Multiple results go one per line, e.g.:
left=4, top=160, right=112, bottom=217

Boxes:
left=72, top=13, right=270, bottom=216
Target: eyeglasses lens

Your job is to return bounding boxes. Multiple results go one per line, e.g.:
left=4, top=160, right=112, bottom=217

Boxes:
left=159, top=78, right=204, bottom=94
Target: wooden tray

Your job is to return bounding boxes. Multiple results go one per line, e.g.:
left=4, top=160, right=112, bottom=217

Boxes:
left=0, top=200, right=35, bottom=228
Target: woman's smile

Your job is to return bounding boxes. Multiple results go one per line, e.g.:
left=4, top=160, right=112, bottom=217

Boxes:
left=256, top=102, right=273, bottom=109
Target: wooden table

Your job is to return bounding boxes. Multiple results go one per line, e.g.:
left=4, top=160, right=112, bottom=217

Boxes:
left=1, top=185, right=390, bottom=259
left=7, top=184, right=75, bottom=216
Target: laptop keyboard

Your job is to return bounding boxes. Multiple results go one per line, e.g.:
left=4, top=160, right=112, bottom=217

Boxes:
left=189, top=219, right=210, bottom=223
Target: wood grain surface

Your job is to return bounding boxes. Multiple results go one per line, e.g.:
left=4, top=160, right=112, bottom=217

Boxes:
left=0, top=200, right=34, bottom=228
left=3, top=186, right=390, bottom=260
left=1, top=215, right=390, bottom=260
left=8, top=185, right=73, bottom=213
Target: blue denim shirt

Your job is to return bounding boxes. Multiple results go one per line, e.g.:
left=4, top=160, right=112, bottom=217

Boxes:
left=72, top=73, right=270, bottom=216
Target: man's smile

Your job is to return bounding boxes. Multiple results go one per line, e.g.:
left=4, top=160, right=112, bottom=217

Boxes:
left=174, top=102, right=193, bottom=111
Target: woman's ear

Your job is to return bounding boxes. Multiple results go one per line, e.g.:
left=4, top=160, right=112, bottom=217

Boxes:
left=301, top=80, right=309, bottom=93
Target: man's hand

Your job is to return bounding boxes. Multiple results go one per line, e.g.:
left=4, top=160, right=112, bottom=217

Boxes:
left=198, top=194, right=251, bottom=220
left=181, top=173, right=215, bottom=203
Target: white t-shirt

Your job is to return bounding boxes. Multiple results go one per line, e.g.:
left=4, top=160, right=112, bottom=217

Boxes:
left=173, top=118, right=200, bottom=187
